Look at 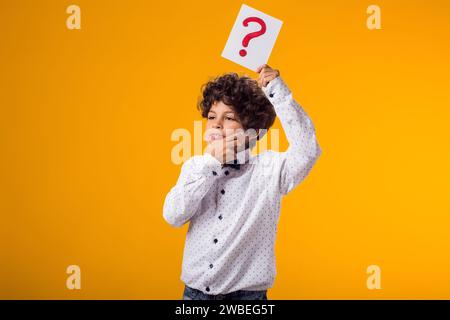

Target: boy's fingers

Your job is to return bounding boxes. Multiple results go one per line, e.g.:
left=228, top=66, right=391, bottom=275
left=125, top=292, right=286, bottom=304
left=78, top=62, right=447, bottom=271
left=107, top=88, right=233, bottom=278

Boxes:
left=256, top=64, right=268, bottom=73
left=258, top=68, right=278, bottom=84
left=262, top=74, right=271, bottom=87
left=225, top=131, right=245, bottom=141
left=257, top=72, right=262, bottom=84
left=224, top=129, right=258, bottom=141
left=262, top=73, right=278, bottom=87
left=225, top=138, right=242, bottom=151
left=258, top=68, right=269, bottom=79
left=225, top=131, right=257, bottom=142
left=258, top=72, right=268, bottom=87
left=257, top=64, right=271, bottom=72
left=258, top=73, right=265, bottom=84
left=226, top=133, right=258, bottom=150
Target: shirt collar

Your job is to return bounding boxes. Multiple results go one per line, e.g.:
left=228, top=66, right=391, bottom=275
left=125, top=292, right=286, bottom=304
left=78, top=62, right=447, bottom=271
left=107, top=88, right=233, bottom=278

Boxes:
left=221, top=147, right=254, bottom=170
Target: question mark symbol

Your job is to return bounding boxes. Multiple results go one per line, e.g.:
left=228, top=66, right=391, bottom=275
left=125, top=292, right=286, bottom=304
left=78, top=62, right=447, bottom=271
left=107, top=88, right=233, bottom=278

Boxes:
left=239, top=17, right=267, bottom=57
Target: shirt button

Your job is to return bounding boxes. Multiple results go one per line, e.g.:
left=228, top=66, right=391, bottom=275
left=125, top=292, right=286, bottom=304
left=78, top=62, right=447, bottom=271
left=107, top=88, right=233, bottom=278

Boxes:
left=220, top=189, right=225, bottom=194
left=213, top=238, right=218, bottom=244
left=212, top=171, right=217, bottom=176
left=209, top=263, right=213, bottom=268
left=224, top=170, right=229, bottom=176
left=206, top=287, right=210, bottom=292
left=218, top=215, right=223, bottom=220
left=269, top=93, right=274, bottom=98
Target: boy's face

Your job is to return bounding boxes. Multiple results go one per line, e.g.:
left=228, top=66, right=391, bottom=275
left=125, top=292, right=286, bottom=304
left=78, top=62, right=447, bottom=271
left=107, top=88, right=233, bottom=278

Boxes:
left=204, top=100, right=244, bottom=143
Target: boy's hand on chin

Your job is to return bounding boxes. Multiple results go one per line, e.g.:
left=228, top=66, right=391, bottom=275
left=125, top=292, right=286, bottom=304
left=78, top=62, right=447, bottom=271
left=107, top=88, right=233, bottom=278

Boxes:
left=205, top=132, right=258, bottom=164
left=256, top=64, right=280, bottom=88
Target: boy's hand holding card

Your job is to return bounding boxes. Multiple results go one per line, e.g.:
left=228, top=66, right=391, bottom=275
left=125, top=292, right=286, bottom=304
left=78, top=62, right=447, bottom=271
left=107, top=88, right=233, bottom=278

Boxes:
left=256, top=64, right=280, bottom=88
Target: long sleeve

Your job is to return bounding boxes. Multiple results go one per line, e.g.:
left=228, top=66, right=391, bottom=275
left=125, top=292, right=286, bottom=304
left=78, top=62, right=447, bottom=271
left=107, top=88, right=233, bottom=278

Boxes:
left=262, top=76, right=322, bottom=195
left=163, top=153, right=222, bottom=227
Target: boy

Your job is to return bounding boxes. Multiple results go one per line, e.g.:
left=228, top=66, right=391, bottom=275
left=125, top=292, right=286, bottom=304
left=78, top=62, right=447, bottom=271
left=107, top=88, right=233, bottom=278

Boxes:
left=163, top=64, right=322, bottom=300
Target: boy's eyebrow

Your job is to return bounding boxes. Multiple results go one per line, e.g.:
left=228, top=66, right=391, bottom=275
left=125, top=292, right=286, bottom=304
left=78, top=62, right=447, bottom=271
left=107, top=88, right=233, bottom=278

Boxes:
left=207, top=110, right=236, bottom=116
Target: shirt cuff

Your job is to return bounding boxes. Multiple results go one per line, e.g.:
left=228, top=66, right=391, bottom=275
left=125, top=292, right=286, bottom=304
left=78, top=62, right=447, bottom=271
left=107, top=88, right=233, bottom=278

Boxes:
left=190, top=153, right=223, bottom=177
left=261, top=76, right=292, bottom=105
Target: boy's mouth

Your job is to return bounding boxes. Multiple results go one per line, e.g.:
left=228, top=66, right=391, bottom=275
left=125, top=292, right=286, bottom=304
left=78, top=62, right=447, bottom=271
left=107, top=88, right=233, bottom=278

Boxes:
left=205, top=130, right=224, bottom=142
left=209, top=133, right=223, bottom=141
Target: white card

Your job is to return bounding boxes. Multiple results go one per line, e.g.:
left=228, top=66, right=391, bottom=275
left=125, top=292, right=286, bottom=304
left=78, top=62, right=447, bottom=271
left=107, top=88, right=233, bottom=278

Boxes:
left=221, top=4, right=283, bottom=72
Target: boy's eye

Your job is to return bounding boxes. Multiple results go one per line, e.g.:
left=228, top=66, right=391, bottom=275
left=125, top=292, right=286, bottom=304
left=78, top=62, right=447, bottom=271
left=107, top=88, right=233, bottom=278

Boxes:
left=207, top=115, right=235, bottom=121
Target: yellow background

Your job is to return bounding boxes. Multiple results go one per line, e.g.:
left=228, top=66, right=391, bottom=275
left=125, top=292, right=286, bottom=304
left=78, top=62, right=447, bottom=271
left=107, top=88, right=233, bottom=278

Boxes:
left=1, top=0, right=449, bottom=299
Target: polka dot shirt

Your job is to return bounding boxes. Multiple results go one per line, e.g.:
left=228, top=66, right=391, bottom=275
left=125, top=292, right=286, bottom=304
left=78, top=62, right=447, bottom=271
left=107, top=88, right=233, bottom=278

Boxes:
left=163, top=76, right=322, bottom=295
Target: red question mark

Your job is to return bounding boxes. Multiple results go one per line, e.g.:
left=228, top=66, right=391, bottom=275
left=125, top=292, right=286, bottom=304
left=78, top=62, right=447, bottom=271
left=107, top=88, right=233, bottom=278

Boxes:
left=239, top=17, right=267, bottom=57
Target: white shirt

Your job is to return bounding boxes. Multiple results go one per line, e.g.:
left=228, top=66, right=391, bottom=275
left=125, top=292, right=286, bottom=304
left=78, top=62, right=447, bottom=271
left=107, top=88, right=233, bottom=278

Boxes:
left=163, top=76, right=322, bottom=295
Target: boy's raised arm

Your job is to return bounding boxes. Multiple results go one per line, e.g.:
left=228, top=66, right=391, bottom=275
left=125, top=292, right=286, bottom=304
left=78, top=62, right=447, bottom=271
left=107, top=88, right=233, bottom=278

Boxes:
left=163, top=154, right=222, bottom=227
left=262, top=76, right=322, bottom=195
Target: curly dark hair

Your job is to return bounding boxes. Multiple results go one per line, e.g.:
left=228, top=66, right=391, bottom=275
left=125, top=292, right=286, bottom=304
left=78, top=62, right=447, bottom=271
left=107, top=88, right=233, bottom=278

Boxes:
left=197, top=72, right=276, bottom=140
